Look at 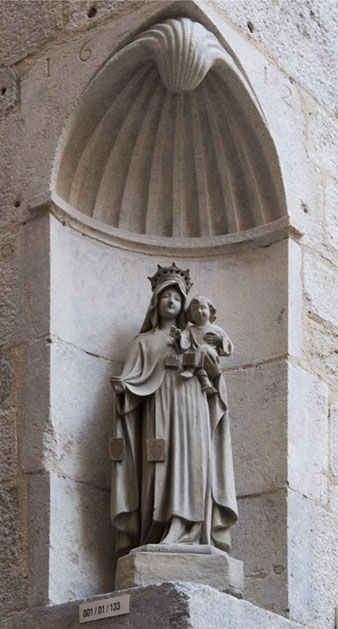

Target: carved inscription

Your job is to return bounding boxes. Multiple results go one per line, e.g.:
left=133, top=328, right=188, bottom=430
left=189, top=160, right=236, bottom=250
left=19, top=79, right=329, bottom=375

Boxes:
left=79, top=40, right=92, bottom=62
left=282, top=84, right=292, bottom=107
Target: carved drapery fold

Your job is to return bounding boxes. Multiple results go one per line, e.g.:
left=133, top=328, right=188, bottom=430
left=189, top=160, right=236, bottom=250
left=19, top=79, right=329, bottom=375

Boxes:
left=53, top=18, right=287, bottom=241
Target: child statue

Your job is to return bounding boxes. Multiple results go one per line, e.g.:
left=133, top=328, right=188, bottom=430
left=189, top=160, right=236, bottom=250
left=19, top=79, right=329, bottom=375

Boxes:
left=171, top=295, right=233, bottom=397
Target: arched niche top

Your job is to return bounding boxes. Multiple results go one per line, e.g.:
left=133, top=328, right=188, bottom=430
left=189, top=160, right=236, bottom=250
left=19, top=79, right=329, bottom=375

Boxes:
left=52, top=17, right=288, bottom=250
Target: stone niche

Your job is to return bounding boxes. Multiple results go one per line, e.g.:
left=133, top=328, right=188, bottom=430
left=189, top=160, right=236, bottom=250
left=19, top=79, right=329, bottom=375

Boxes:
left=25, top=0, right=301, bottom=622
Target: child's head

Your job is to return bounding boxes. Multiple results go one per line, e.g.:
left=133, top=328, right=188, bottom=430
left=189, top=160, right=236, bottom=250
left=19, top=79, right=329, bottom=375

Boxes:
left=187, top=295, right=217, bottom=324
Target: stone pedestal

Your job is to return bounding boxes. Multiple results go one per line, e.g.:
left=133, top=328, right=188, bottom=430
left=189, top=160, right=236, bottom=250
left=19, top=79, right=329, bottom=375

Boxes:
left=115, top=544, right=244, bottom=598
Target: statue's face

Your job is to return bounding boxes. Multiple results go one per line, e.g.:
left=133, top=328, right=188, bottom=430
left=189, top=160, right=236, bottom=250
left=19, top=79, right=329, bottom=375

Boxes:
left=190, top=299, right=210, bottom=324
left=158, top=287, right=182, bottom=321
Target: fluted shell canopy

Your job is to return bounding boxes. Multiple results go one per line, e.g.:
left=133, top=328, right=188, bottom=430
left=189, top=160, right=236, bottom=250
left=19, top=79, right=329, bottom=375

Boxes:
left=54, top=18, right=287, bottom=240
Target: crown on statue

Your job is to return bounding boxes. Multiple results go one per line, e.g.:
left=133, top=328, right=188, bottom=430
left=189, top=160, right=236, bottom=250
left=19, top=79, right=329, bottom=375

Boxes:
left=148, top=262, right=193, bottom=294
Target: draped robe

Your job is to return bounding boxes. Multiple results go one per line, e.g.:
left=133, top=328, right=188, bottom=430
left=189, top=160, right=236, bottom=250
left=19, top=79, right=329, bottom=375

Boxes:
left=110, top=325, right=238, bottom=557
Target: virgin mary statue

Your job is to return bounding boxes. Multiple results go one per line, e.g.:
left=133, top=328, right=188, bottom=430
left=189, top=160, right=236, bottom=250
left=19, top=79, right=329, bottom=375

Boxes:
left=110, top=263, right=238, bottom=558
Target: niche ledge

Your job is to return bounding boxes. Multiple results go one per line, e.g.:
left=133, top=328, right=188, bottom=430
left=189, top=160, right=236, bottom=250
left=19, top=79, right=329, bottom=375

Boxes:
left=51, top=197, right=300, bottom=257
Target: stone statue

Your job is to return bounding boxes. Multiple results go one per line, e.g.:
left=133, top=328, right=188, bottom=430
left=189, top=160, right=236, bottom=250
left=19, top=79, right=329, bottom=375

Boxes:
left=110, top=263, right=238, bottom=560
left=174, top=294, right=233, bottom=397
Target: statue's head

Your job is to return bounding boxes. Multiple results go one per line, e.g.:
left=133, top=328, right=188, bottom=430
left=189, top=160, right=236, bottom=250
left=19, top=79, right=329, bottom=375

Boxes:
left=187, top=295, right=217, bottom=324
left=140, top=263, right=191, bottom=333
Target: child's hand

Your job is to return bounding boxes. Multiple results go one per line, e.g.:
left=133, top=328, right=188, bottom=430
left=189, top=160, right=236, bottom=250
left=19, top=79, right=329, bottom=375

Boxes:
left=204, top=331, right=222, bottom=346
left=170, top=326, right=182, bottom=340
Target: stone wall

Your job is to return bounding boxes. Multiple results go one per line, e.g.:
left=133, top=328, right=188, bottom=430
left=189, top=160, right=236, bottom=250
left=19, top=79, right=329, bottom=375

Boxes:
left=1, top=2, right=337, bottom=628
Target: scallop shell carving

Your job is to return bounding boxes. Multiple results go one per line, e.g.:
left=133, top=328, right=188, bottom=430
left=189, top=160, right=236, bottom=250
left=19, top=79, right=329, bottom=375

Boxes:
left=135, top=18, right=225, bottom=93
left=53, top=17, right=287, bottom=241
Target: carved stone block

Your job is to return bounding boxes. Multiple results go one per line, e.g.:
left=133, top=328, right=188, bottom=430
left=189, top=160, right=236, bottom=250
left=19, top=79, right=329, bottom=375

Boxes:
left=115, top=546, right=244, bottom=598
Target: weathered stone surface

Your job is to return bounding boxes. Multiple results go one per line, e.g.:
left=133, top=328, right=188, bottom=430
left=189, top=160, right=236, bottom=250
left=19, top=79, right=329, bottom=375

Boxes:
left=0, top=69, right=17, bottom=118
left=0, top=0, right=62, bottom=66
left=227, top=361, right=287, bottom=497
left=29, top=474, right=50, bottom=608
left=0, top=225, right=19, bottom=345
left=17, top=215, right=50, bottom=343
left=329, top=484, right=338, bottom=514
left=307, top=104, right=338, bottom=176
left=49, top=339, right=116, bottom=489
left=0, top=407, right=17, bottom=481
left=0, top=113, right=27, bottom=228
left=218, top=0, right=338, bottom=116
left=303, top=251, right=338, bottom=329
left=0, top=351, right=13, bottom=403
left=288, top=364, right=328, bottom=503
left=289, top=163, right=324, bottom=250
left=303, top=315, right=338, bottom=392
left=2, top=581, right=306, bottom=629
left=21, top=338, right=51, bottom=474
left=0, top=216, right=50, bottom=348
left=288, top=489, right=338, bottom=628
left=115, top=548, right=243, bottom=596
left=325, top=175, right=338, bottom=252
left=48, top=475, right=114, bottom=603
left=330, top=403, right=338, bottom=478
left=0, top=486, right=26, bottom=615
left=231, top=489, right=288, bottom=615
left=288, top=239, right=302, bottom=357
left=63, top=0, right=140, bottom=31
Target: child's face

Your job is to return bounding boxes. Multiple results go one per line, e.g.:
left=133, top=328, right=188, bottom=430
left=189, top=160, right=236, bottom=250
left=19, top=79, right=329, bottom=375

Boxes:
left=190, top=299, right=210, bottom=324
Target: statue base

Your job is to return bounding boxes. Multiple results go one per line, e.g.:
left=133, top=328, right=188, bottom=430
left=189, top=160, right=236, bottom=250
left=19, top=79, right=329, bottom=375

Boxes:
left=115, top=544, right=244, bottom=597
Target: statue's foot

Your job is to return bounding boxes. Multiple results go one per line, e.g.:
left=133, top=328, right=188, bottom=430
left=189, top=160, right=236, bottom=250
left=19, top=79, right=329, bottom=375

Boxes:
left=180, top=371, right=194, bottom=379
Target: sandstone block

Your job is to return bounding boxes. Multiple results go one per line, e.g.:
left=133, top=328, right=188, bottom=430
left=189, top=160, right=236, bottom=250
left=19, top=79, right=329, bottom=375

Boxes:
left=288, top=239, right=302, bottom=357
left=0, top=406, right=17, bottom=481
left=227, top=361, right=287, bottom=497
left=48, top=475, right=114, bottom=603
left=29, top=474, right=51, bottom=607
left=0, top=351, right=13, bottom=403
left=303, top=251, right=338, bottom=329
left=330, top=403, right=338, bottom=478
left=21, top=338, right=51, bottom=474
left=288, top=489, right=338, bottom=628
left=63, top=0, right=139, bottom=31
left=307, top=104, right=338, bottom=176
left=2, top=582, right=305, bottom=629
left=231, top=489, right=288, bottom=615
left=329, top=484, right=338, bottom=514
left=0, top=485, right=26, bottom=615
left=0, top=0, right=62, bottom=66
left=218, top=0, right=338, bottom=115
left=303, top=315, right=338, bottom=391
left=288, top=364, right=328, bottom=502
left=325, top=175, right=338, bottom=252
left=115, top=546, right=244, bottom=597
left=49, top=339, right=116, bottom=489
left=0, top=224, right=20, bottom=345
left=0, top=68, right=17, bottom=118
left=1, top=215, right=50, bottom=348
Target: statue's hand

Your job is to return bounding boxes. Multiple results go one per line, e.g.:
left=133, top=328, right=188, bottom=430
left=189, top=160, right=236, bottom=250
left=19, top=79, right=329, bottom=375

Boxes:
left=170, top=326, right=182, bottom=340
left=204, top=331, right=222, bottom=346
left=111, top=376, right=125, bottom=395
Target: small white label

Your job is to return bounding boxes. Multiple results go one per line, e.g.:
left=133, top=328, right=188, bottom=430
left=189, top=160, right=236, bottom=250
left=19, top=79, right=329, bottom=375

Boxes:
left=79, top=594, right=130, bottom=623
